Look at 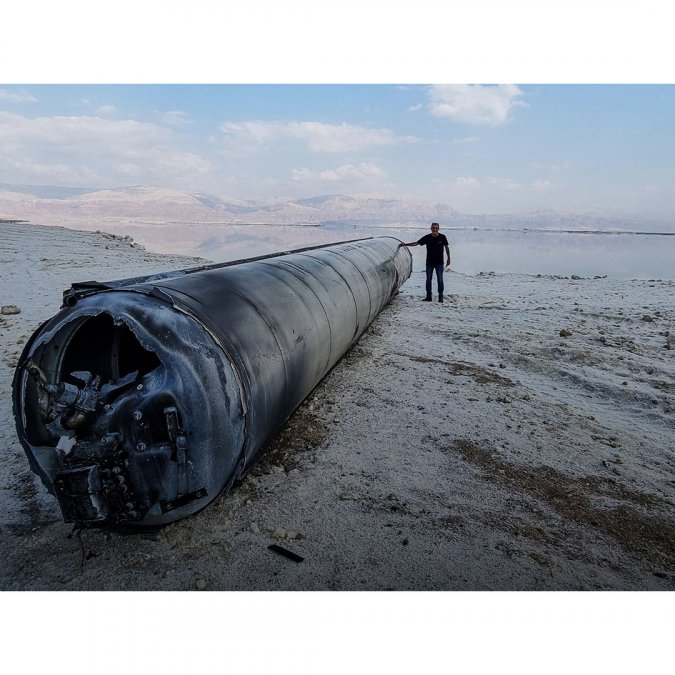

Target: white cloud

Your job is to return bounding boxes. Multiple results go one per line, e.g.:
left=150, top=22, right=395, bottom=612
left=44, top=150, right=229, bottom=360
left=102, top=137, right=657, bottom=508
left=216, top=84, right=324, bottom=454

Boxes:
left=111, top=162, right=142, bottom=176
left=0, top=111, right=212, bottom=187
left=487, top=176, right=521, bottom=190
left=452, top=176, right=481, bottom=190
left=160, top=110, right=192, bottom=126
left=427, top=84, right=524, bottom=125
left=220, top=120, right=415, bottom=153
left=293, top=162, right=386, bottom=182
left=447, top=175, right=552, bottom=197
left=291, top=168, right=314, bottom=181
left=321, top=163, right=386, bottom=181
left=0, top=89, right=38, bottom=103
left=97, top=105, right=117, bottom=116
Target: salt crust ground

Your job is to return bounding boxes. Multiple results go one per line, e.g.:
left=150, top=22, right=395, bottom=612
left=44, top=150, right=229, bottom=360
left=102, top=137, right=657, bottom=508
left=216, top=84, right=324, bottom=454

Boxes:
left=0, top=221, right=673, bottom=591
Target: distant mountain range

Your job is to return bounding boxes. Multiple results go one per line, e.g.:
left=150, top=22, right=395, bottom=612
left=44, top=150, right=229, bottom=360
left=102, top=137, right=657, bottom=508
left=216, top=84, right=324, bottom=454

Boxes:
left=0, top=183, right=670, bottom=232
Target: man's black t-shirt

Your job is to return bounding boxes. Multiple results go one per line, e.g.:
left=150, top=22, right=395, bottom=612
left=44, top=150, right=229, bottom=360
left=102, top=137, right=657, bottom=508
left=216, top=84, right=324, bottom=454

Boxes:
left=418, top=233, right=448, bottom=266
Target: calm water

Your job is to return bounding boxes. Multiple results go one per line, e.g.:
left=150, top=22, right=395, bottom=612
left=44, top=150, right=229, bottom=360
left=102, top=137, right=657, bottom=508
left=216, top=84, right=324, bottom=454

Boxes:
left=354, top=227, right=675, bottom=280
left=195, top=224, right=675, bottom=280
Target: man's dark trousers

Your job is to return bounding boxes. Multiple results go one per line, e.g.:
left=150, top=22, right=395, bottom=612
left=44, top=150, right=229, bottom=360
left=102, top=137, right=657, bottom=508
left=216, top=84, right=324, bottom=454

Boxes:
left=426, top=264, right=444, bottom=299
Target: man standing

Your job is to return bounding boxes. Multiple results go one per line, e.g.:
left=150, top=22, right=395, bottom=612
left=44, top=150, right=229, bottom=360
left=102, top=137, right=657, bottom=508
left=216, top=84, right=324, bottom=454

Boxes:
left=400, top=222, right=451, bottom=302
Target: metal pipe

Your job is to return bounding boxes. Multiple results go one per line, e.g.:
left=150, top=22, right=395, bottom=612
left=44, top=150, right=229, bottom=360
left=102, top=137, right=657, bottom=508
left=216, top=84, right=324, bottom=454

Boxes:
left=12, top=236, right=411, bottom=529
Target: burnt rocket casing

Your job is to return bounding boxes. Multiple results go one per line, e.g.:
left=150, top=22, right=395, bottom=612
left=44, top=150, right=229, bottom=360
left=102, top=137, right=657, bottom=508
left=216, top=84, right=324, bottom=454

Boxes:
left=12, top=236, right=412, bottom=529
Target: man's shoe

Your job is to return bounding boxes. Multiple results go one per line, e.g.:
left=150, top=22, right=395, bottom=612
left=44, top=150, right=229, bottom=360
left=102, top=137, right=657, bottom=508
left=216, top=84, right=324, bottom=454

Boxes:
left=438, top=296, right=444, bottom=303
left=422, top=297, right=432, bottom=302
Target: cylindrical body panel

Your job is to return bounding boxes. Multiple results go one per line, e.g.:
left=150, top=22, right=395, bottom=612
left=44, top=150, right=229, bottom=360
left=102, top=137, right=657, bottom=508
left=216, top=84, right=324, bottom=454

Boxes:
left=13, top=236, right=411, bottom=529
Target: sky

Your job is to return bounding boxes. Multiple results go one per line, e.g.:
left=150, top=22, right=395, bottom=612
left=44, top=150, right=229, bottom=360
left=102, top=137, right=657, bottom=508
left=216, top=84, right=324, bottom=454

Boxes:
left=1, top=83, right=675, bottom=219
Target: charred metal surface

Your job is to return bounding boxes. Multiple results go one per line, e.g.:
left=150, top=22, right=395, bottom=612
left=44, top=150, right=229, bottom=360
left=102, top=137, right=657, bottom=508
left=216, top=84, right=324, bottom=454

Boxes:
left=13, top=237, right=412, bottom=529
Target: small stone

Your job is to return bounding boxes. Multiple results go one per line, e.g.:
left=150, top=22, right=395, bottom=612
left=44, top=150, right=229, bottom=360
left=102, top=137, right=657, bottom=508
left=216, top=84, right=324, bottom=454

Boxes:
left=559, top=329, right=573, bottom=337
left=522, top=394, right=532, bottom=401
left=340, top=493, right=360, bottom=501
left=249, top=521, right=260, bottom=534
left=1, top=305, right=20, bottom=315
left=499, top=363, right=507, bottom=369
left=272, top=527, right=287, bottom=540
left=196, top=579, right=207, bottom=591
left=641, top=315, right=654, bottom=322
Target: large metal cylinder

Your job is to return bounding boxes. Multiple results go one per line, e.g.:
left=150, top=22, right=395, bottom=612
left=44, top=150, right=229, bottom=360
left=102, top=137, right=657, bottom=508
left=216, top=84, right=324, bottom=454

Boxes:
left=12, top=236, right=411, bottom=529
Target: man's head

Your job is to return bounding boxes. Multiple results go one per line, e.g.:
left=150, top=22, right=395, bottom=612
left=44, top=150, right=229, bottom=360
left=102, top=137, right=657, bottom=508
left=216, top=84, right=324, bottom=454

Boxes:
left=431, top=222, right=440, bottom=235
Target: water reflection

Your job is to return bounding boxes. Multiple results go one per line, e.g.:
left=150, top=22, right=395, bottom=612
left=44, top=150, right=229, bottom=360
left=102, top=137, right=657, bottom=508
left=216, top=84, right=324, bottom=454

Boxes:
left=135, top=222, right=675, bottom=281
left=348, top=226, right=675, bottom=279
left=428, top=229, right=675, bottom=279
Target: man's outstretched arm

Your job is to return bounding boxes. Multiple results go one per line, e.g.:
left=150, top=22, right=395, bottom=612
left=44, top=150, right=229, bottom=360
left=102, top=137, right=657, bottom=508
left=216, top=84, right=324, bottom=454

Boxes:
left=399, top=241, right=419, bottom=247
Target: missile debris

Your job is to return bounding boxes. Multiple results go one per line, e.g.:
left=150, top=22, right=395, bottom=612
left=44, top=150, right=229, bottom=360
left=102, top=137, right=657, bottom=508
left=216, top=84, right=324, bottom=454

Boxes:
left=12, top=237, right=411, bottom=529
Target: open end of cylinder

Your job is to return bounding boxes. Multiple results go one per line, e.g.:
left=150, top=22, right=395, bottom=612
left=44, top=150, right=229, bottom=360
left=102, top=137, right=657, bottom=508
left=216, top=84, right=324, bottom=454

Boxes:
left=14, top=295, right=245, bottom=530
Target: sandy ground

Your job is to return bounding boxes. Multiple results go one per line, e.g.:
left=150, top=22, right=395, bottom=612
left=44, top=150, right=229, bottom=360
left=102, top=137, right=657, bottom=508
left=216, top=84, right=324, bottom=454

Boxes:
left=1, top=221, right=673, bottom=590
